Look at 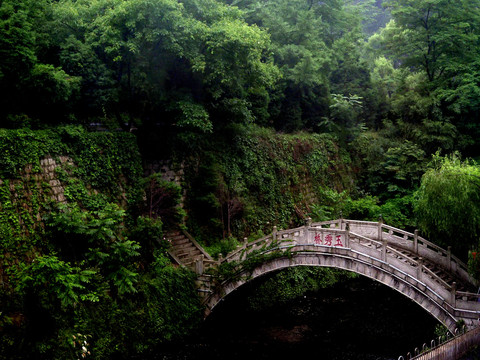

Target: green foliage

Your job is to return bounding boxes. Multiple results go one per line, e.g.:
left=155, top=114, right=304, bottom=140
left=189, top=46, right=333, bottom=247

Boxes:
left=205, top=236, right=240, bottom=259
left=14, top=254, right=98, bottom=308
left=321, top=93, right=365, bottom=143
left=247, top=267, right=358, bottom=311
left=309, top=187, right=349, bottom=221
left=386, top=0, right=480, bottom=84
left=468, top=250, right=480, bottom=282
left=351, top=126, right=429, bottom=198
left=0, top=0, right=78, bottom=125
left=52, top=0, right=279, bottom=128
left=380, top=0, right=480, bottom=152
left=210, top=238, right=292, bottom=285
left=186, top=125, right=356, bottom=242
left=46, top=203, right=142, bottom=295
left=0, top=126, right=203, bottom=359
left=379, top=194, right=416, bottom=230
left=128, top=216, right=167, bottom=261
left=434, top=323, right=450, bottom=343
left=142, top=174, right=185, bottom=227
left=72, top=257, right=202, bottom=357
left=310, top=187, right=416, bottom=230
left=0, top=128, right=62, bottom=177
left=382, top=140, right=426, bottom=194
left=57, top=126, right=143, bottom=197
left=174, top=100, right=212, bottom=135
left=415, top=153, right=480, bottom=257
left=233, top=0, right=375, bottom=132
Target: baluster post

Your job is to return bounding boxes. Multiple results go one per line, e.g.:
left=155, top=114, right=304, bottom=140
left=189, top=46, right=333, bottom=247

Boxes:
left=195, top=255, right=204, bottom=275
left=272, top=226, right=277, bottom=241
left=414, top=229, right=419, bottom=254
left=382, top=239, right=387, bottom=262
left=447, top=246, right=452, bottom=271
left=241, top=238, right=248, bottom=260
left=345, top=226, right=350, bottom=248
left=451, top=282, right=457, bottom=308
left=417, top=257, right=423, bottom=282
left=378, top=215, right=383, bottom=242
left=304, top=218, right=312, bottom=243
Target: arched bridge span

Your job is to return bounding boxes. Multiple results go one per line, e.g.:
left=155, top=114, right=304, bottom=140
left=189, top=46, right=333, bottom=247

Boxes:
left=194, top=219, right=480, bottom=332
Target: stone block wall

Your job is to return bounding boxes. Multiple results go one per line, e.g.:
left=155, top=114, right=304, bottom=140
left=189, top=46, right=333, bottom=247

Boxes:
left=39, top=156, right=72, bottom=204
left=143, top=159, right=186, bottom=209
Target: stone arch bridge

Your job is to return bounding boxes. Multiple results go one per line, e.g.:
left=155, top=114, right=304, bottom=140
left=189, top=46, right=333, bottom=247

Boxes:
left=175, top=219, right=480, bottom=332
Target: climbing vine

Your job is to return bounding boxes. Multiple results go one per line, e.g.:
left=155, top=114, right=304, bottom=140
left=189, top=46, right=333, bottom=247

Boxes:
left=208, top=238, right=294, bottom=287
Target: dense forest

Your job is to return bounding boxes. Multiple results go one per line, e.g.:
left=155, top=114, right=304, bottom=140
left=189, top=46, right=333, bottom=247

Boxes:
left=1, top=0, right=480, bottom=358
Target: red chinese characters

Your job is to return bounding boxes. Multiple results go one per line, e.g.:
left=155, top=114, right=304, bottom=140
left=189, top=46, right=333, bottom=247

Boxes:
left=313, top=233, right=344, bottom=247
left=324, top=234, right=333, bottom=246
left=335, top=235, right=343, bottom=247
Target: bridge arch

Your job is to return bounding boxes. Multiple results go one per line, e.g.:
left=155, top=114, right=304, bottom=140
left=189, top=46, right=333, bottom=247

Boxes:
left=198, top=220, right=480, bottom=332
left=204, top=250, right=459, bottom=330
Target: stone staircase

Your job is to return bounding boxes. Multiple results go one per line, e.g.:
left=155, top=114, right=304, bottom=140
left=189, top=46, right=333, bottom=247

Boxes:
left=166, top=229, right=214, bottom=272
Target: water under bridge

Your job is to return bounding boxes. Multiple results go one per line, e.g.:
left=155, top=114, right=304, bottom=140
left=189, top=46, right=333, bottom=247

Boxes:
left=168, top=219, right=480, bottom=332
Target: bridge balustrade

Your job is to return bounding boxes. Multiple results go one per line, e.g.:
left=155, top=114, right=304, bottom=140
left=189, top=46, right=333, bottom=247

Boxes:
left=338, top=220, right=474, bottom=286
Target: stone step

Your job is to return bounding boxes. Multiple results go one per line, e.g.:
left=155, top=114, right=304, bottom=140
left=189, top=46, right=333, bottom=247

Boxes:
left=180, top=256, right=201, bottom=266
left=170, top=238, right=191, bottom=246
left=176, top=253, right=202, bottom=261
left=169, top=234, right=188, bottom=242
left=177, top=249, right=203, bottom=258
left=172, top=241, right=196, bottom=250
left=175, top=245, right=200, bottom=254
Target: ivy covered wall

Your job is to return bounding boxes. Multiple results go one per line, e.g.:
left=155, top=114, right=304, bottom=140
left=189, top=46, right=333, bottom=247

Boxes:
left=184, top=125, right=356, bottom=246
left=0, top=126, right=202, bottom=360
